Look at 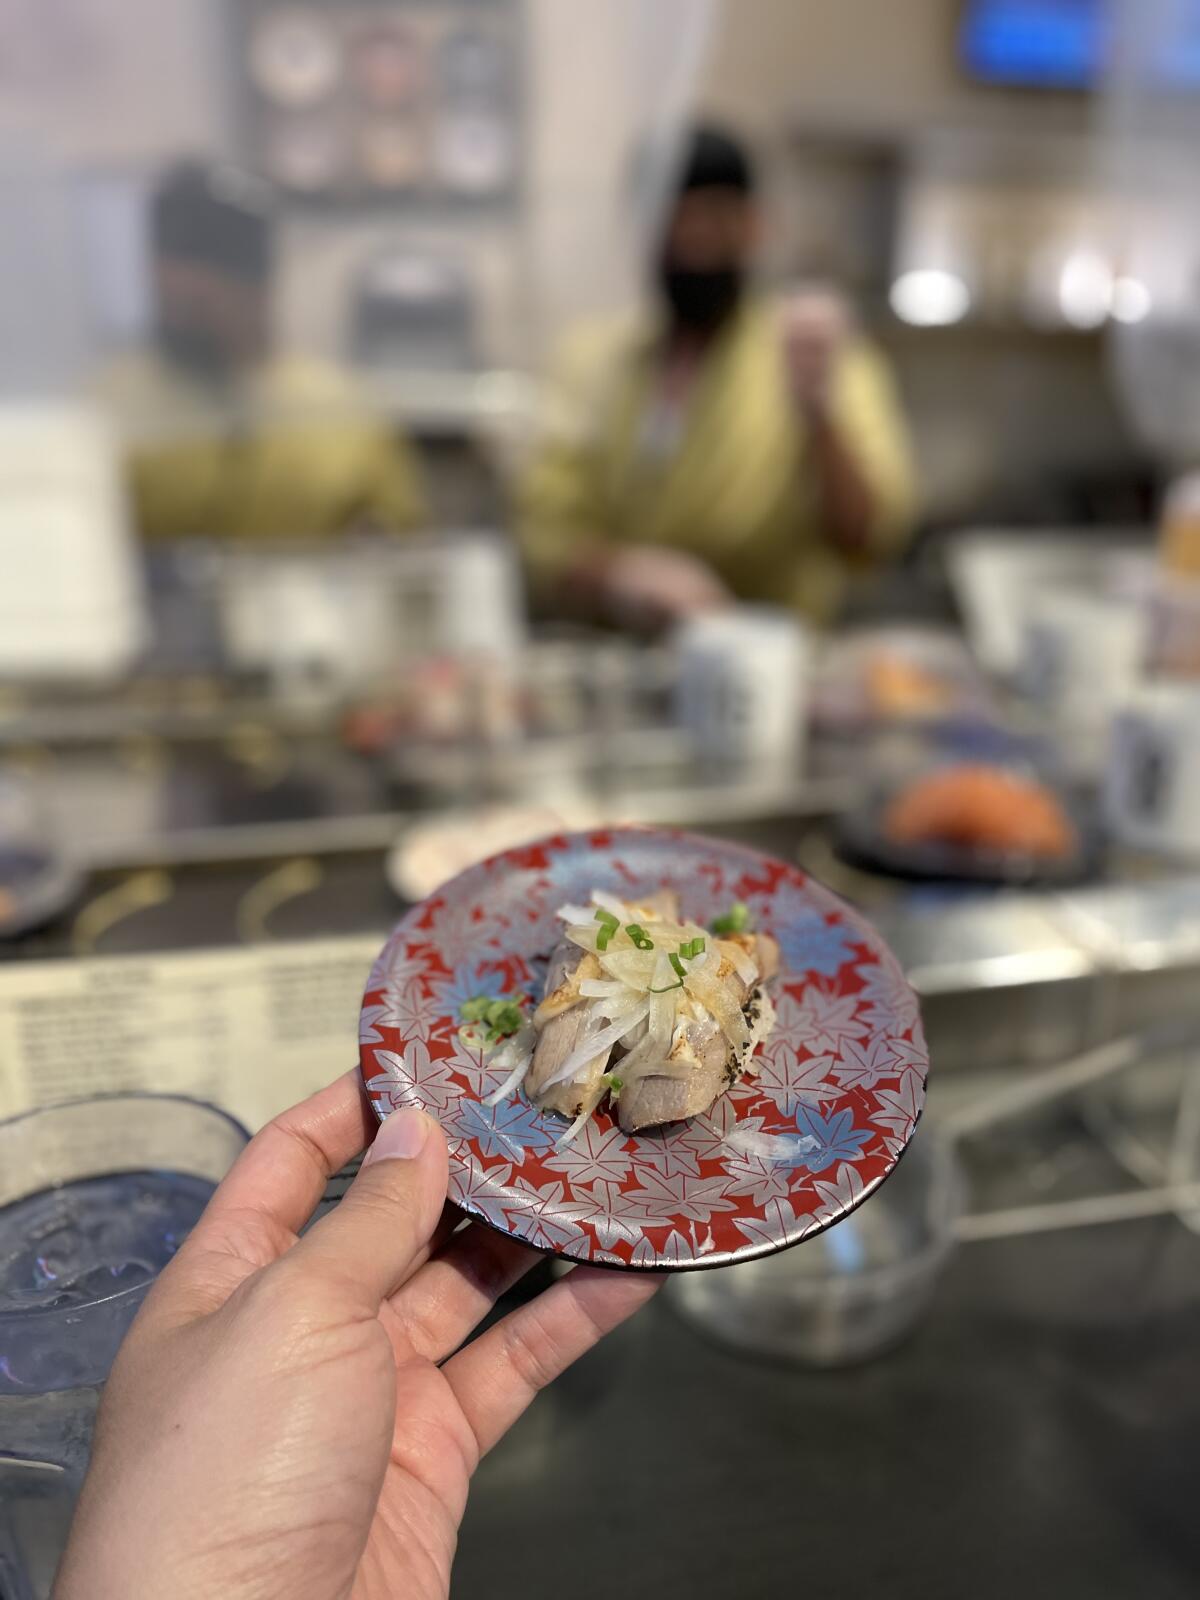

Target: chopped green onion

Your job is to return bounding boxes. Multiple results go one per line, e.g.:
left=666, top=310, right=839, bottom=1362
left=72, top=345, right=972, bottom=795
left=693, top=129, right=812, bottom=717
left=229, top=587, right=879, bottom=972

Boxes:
left=602, top=1073, right=624, bottom=1097
left=480, top=999, right=524, bottom=1044
left=679, top=936, right=706, bottom=961
left=596, top=925, right=614, bottom=952
left=594, top=908, right=619, bottom=929
left=625, top=924, right=655, bottom=951
left=669, top=951, right=687, bottom=981
left=650, top=977, right=684, bottom=993
left=459, top=994, right=526, bottom=1046
left=711, top=902, right=751, bottom=936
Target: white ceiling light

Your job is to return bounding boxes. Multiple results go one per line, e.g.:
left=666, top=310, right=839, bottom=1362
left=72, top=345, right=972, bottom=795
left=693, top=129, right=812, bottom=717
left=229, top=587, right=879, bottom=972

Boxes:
left=1058, top=250, right=1113, bottom=329
left=1110, top=275, right=1152, bottom=324
left=889, top=268, right=970, bottom=327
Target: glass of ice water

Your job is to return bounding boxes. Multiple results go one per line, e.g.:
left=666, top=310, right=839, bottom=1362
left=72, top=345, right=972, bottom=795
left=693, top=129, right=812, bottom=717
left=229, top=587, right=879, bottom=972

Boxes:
left=0, top=1094, right=250, bottom=1600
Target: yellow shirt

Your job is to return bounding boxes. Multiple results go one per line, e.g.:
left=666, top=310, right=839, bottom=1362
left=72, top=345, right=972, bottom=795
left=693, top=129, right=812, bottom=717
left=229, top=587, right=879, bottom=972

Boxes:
left=520, top=298, right=917, bottom=622
left=96, top=352, right=426, bottom=542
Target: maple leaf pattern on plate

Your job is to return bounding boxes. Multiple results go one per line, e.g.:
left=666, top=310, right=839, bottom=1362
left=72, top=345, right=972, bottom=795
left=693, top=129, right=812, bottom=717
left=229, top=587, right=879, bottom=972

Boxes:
left=447, top=1159, right=519, bottom=1233
left=368, top=944, right=427, bottom=995
left=373, top=1043, right=465, bottom=1116
left=446, top=1094, right=557, bottom=1163
left=811, top=1160, right=867, bottom=1223
left=724, top=1144, right=797, bottom=1206
left=373, top=983, right=443, bottom=1044
left=428, top=897, right=491, bottom=969
left=770, top=987, right=868, bottom=1057
left=624, top=1166, right=737, bottom=1226
left=755, top=1051, right=841, bottom=1116
left=829, top=1034, right=901, bottom=1093
left=428, top=963, right=512, bottom=1029
left=888, top=1034, right=929, bottom=1080
left=792, top=1105, right=873, bottom=1173
left=543, top=1120, right=636, bottom=1187
left=874, top=1069, right=924, bottom=1155
left=857, top=958, right=922, bottom=1036
left=502, top=1177, right=592, bottom=1252
left=628, top=1132, right=703, bottom=1182
left=771, top=902, right=860, bottom=979
left=441, top=1034, right=496, bottom=1096
left=733, top=1196, right=798, bottom=1250
left=359, top=1003, right=390, bottom=1047
left=358, top=828, right=927, bottom=1269
left=364, top=1062, right=419, bottom=1116
left=571, top=1178, right=644, bottom=1249
left=673, top=1093, right=741, bottom=1163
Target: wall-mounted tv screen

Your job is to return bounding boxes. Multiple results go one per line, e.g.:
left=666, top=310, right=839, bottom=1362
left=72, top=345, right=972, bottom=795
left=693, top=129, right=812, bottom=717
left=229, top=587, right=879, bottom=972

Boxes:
left=960, top=0, right=1105, bottom=89
left=961, top=0, right=1200, bottom=89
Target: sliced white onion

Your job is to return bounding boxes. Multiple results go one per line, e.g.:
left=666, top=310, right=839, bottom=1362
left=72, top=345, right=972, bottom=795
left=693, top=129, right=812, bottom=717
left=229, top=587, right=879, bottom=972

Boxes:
left=720, top=939, right=759, bottom=987
left=539, top=999, right=651, bottom=1090
left=579, top=979, right=628, bottom=1000
left=555, top=1102, right=598, bottom=1146
left=595, top=992, right=647, bottom=1024
left=556, top=902, right=597, bottom=926
left=564, top=925, right=599, bottom=955
left=482, top=1025, right=536, bottom=1105
left=725, top=1128, right=819, bottom=1164
left=598, top=948, right=658, bottom=989
left=684, top=968, right=749, bottom=1052
left=649, top=949, right=674, bottom=991
left=647, top=969, right=676, bottom=1059
left=591, top=888, right=631, bottom=920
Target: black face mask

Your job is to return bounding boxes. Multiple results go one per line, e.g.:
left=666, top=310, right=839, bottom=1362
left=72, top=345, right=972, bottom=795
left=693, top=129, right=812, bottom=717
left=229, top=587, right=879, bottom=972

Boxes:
left=658, top=264, right=744, bottom=332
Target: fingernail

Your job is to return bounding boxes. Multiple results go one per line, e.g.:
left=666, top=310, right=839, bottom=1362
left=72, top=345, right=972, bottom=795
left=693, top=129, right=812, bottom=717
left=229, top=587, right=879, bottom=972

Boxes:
left=364, top=1107, right=430, bottom=1166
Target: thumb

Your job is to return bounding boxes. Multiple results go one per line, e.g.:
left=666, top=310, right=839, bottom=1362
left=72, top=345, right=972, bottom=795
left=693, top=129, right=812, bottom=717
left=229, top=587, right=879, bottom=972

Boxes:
left=289, top=1106, right=448, bottom=1307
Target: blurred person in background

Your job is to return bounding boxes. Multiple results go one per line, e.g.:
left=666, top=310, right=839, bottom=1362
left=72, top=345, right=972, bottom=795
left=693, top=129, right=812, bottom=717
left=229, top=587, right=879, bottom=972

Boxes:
left=520, top=123, right=917, bottom=629
left=100, top=162, right=426, bottom=542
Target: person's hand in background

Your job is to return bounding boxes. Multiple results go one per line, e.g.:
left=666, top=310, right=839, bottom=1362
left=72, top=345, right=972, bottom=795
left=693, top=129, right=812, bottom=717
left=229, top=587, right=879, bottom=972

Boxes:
left=780, top=287, right=879, bottom=553
left=55, top=1070, right=658, bottom=1600
left=780, top=286, right=851, bottom=417
left=562, top=543, right=732, bottom=632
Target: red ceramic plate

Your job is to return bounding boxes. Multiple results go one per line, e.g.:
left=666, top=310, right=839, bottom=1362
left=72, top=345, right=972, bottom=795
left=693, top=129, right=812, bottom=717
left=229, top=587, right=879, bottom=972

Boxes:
left=359, top=829, right=928, bottom=1271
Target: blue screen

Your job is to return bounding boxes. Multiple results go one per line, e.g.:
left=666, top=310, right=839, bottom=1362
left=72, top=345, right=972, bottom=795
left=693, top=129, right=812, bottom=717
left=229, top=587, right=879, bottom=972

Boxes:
left=960, top=0, right=1104, bottom=88
left=961, top=0, right=1200, bottom=88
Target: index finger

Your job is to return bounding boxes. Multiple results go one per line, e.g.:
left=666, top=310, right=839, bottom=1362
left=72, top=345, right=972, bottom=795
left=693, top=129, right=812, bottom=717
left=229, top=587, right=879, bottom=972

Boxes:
left=197, top=1068, right=374, bottom=1245
left=132, top=1069, right=377, bottom=1332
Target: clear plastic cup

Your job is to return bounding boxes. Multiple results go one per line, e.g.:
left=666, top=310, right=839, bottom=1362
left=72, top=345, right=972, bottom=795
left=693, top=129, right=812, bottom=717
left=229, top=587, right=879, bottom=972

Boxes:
left=0, top=1094, right=249, bottom=1600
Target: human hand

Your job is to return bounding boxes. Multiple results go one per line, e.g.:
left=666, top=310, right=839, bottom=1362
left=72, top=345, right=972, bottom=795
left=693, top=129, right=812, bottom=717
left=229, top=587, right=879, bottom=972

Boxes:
left=582, top=544, right=731, bottom=631
left=55, top=1071, right=658, bottom=1600
left=781, top=287, right=850, bottom=414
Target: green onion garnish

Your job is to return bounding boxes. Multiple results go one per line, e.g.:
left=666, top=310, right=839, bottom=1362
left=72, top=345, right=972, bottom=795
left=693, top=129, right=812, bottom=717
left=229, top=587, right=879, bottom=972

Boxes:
left=679, top=936, right=706, bottom=961
left=460, top=994, right=526, bottom=1044
left=669, top=951, right=687, bottom=981
left=711, top=902, right=751, bottom=936
left=602, top=1073, right=624, bottom=1096
left=594, top=908, right=619, bottom=952
left=625, top=924, right=655, bottom=951
left=483, top=999, right=524, bottom=1043
left=594, top=908, right=619, bottom=929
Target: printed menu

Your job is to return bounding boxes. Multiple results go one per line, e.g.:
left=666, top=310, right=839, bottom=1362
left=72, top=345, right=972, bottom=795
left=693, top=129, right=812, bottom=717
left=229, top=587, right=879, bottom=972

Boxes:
left=0, top=936, right=385, bottom=1133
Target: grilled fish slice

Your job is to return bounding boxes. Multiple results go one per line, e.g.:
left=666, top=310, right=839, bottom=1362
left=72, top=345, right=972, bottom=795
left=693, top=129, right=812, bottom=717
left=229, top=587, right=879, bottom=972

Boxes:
left=616, top=929, right=777, bottom=1134
left=617, top=1014, right=728, bottom=1132
left=527, top=942, right=611, bottom=1116
left=528, top=889, right=682, bottom=1119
